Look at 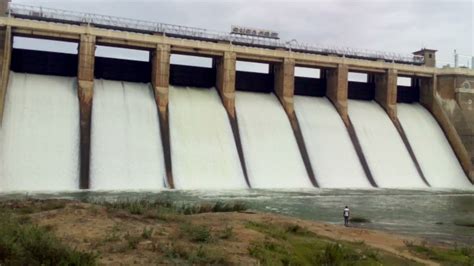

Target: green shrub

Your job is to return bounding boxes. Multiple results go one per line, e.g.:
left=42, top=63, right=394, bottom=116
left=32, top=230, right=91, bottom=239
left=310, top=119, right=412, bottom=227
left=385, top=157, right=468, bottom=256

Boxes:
left=85, top=199, right=247, bottom=217
left=162, top=243, right=227, bottom=264
left=405, top=240, right=474, bottom=265
left=124, top=233, right=141, bottom=250
left=178, top=201, right=247, bottom=215
left=162, top=242, right=189, bottom=259
left=180, top=223, right=212, bottom=243
left=246, top=222, right=388, bottom=266
left=219, top=225, right=234, bottom=240
left=103, top=224, right=121, bottom=243
left=188, top=245, right=227, bottom=265
left=0, top=199, right=66, bottom=214
left=212, top=201, right=247, bottom=213
left=0, top=211, right=96, bottom=265
left=313, top=243, right=366, bottom=265
left=141, top=227, right=154, bottom=240
left=248, top=239, right=292, bottom=265
left=88, top=199, right=173, bottom=216
left=285, top=224, right=311, bottom=236
left=245, top=221, right=288, bottom=240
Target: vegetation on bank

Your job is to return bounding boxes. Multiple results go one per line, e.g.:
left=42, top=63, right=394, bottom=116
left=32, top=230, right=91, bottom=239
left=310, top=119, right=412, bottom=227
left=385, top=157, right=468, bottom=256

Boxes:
left=0, top=198, right=248, bottom=265
left=0, top=198, right=472, bottom=265
left=0, top=210, right=96, bottom=265
left=245, top=221, right=414, bottom=265
left=87, top=198, right=247, bottom=216
left=405, top=240, right=474, bottom=266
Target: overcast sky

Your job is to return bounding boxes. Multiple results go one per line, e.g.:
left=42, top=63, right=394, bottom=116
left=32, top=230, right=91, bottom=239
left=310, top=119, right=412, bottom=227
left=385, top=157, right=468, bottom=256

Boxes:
left=12, top=0, right=474, bottom=73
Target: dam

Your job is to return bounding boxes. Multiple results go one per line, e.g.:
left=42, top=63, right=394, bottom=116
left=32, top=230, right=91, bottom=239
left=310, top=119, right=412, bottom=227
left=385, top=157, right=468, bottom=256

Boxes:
left=0, top=2, right=473, bottom=192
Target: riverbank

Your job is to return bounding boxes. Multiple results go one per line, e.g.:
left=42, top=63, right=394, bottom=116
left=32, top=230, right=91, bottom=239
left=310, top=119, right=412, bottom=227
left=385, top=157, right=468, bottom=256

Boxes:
left=1, top=199, right=473, bottom=265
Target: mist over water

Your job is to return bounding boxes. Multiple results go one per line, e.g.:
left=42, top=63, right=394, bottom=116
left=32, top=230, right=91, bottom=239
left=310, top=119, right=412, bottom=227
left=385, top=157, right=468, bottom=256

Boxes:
left=295, top=96, right=370, bottom=188
left=348, top=100, right=426, bottom=188
left=90, top=79, right=165, bottom=190
left=169, top=86, right=246, bottom=189
left=398, top=103, right=471, bottom=188
left=235, top=91, right=312, bottom=188
left=0, top=72, right=79, bottom=192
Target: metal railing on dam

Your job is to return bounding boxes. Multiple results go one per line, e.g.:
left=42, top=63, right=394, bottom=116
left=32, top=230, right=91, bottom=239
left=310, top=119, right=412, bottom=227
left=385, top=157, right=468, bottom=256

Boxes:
left=7, top=3, right=424, bottom=65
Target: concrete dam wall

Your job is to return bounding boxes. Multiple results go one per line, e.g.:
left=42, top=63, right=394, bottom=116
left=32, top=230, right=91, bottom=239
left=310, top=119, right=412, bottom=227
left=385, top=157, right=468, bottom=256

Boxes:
left=0, top=47, right=472, bottom=192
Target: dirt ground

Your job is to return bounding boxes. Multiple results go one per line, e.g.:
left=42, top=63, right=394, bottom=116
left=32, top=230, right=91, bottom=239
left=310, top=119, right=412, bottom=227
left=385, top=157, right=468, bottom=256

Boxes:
left=4, top=200, right=442, bottom=265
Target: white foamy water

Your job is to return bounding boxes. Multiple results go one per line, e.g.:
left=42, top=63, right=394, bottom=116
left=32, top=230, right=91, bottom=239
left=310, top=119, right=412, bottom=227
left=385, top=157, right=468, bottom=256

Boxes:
left=348, top=100, right=426, bottom=188
left=235, top=91, right=311, bottom=188
left=90, top=79, right=165, bottom=190
left=294, top=96, right=371, bottom=188
left=0, top=72, right=79, bottom=191
left=397, top=103, right=471, bottom=188
left=169, top=86, right=247, bottom=189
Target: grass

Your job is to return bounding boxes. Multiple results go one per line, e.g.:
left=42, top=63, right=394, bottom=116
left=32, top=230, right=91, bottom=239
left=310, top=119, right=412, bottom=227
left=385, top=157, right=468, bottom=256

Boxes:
left=88, top=199, right=173, bottom=215
left=102, top=224, right=121, bottom=243
left=0, top=199, right=66, bottom=214
left=87, top=198, right=247, bottom=216
left=161, top=242, right=228, bottom=265
left=144, top=208, right=181, bottom=222
left=0, top=199, right=247, bottom=264
left=0, top=211, right=96, bottom=265
left=176, top=201, right=247, bottom=215
left=219, top=225, right=234, bottom=240
left=180, top=223, right=212, bottom=243
left=405, top=240, right=474, bottom=265
left=285, top=224, right=312, bottom=235
left=124, top=233, right=141, bottom=250
left=141, top=227, right=154, bottom=240
left=247, top=221, right=417, bottom=266
left=0, top=199, right=446, bottom=265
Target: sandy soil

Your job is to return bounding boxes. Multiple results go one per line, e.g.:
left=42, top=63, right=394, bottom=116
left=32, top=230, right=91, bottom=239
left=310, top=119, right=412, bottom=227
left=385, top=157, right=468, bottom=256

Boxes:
left=6, top=200, right=440, bottom=265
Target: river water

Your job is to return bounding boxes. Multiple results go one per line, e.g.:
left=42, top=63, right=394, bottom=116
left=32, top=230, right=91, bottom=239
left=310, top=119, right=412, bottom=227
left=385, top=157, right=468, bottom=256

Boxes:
left=1, top=188, right=473, bottom=245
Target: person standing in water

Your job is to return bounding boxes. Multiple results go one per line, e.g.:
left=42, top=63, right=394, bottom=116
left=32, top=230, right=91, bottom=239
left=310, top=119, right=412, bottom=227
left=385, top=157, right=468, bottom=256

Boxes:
left=343, top=206, right=350, bottom=226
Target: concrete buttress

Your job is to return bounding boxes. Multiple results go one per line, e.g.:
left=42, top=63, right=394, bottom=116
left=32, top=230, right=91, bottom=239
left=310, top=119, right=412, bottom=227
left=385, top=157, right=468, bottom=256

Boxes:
left=374, top=69, right=398, bottom=120
left=373, top=69, right=429, bottom=185
left=419, top=76, right=473, bottom=181
left=214, top=51, right=251, bottom=187
left=274, top=57, right=295, bottom=115
left=150, top=44, right=174, bottom=188
left=273, top=58, right=318, bottom=187
left=215, top=51, right=237, bottom=118
left=151, top=44, right=170, bottom=115
left=326, top=64, right=349, bottom=124
left=77, top=34, right=95, bottom=189
left=0, top=25, right=11, bottom=125
left=326, top=64, right=376, bottom=186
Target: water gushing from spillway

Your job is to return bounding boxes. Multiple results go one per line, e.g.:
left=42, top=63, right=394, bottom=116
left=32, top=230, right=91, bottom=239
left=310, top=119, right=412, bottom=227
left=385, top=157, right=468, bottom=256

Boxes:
left=0, top=72, right=79, bottom=191
left=90, top=79, right=166, bottom=190
left=169, top=86, right=247, bottom=189
left=294, top=96, right=371, bottom=188
left=235, top=91, right=311, bottom=188
left=397, top=103, right=471, bottom=188
left=348, top=100, right=426, bottom=188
